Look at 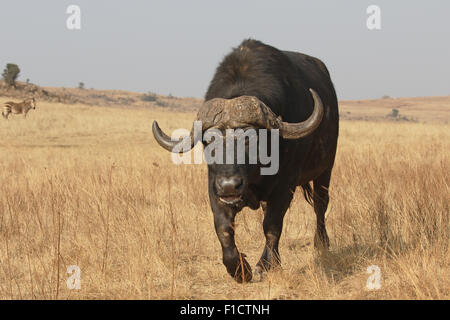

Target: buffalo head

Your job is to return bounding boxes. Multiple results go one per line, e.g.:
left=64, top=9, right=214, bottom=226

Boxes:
left=152, top=89, right=323, bottom=209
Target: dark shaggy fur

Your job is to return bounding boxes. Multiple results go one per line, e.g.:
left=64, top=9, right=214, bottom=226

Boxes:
left=205, top=39, right=339, bottom=282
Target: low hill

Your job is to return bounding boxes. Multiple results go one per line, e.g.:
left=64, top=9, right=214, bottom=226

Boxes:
left=1, top=80, right=448, bottom=123
left=0, top=80, right=202, bottom=112
left=340, top=96, right=450, bottom=124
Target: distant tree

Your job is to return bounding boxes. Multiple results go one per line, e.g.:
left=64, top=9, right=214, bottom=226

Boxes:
left=26, top=78, right=30, bottom=84
left=390, top=108, right=399, bottom=118
left=382, top=95, right=391, bottom=99
left=78, top=82, right=85, bottom=89
left=2, top=63, right=20, bottom=88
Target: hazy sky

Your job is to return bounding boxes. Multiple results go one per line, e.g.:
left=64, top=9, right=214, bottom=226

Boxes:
left=1, top=0, right=449, bottom=100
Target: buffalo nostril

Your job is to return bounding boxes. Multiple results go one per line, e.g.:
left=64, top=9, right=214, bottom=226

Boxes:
left=232, top=176, right=243, bottom=189
left=217, top=176, right=243, bottom=194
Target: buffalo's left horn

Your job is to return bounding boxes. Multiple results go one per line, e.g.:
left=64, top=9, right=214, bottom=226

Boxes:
left=152, top=121, right=197, bottom=153
left=267, top=88, right=324, bottom=139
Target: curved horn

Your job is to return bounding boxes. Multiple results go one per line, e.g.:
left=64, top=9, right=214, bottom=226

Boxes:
left=152, top=121, right=197, bottom=153
left=276, top=88, right=324, bottom=139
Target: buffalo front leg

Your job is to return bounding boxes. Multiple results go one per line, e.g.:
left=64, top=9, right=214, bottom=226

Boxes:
left=255, top=189, right=294, bottom=278
left=212, top=203, right=252, bottom=283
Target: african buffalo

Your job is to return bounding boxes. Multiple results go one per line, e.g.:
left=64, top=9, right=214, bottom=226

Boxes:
left=153, top=39, right=339, bottom=282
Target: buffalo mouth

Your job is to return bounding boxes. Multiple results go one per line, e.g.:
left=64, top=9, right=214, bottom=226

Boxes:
left=218, top=194, right=243, bottom=205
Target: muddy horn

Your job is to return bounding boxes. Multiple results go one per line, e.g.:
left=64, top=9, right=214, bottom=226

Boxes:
left=152, top=121, right=198, bottom=153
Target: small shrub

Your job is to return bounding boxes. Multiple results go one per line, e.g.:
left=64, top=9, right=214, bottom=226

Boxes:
left=141, top=92, right=157, bottom=102
left=156, top=100, right=169, bottom=107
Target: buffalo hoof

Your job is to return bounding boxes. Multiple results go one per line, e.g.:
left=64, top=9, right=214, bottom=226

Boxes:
left=253, top=265, right=266, bottom=282
left=228, top=255, right=253, bottom=283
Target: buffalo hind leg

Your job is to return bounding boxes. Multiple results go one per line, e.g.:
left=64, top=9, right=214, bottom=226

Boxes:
left=255, top=189, right=294, bottom=278
left=313, top=168, right=332, bottom=251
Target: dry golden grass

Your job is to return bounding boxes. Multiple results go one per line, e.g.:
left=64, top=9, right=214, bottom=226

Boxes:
left=0, top=98, right=448, bottom=299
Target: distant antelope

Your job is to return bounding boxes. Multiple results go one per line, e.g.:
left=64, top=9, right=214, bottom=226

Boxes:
left=2, top=98, right=36, bottom=119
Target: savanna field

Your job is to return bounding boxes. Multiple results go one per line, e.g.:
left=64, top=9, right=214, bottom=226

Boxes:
left=0, top=97, right=448, bottom=299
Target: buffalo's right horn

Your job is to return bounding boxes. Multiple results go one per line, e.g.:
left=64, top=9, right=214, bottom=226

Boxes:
left=152, top=121, right=198, bottom=153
